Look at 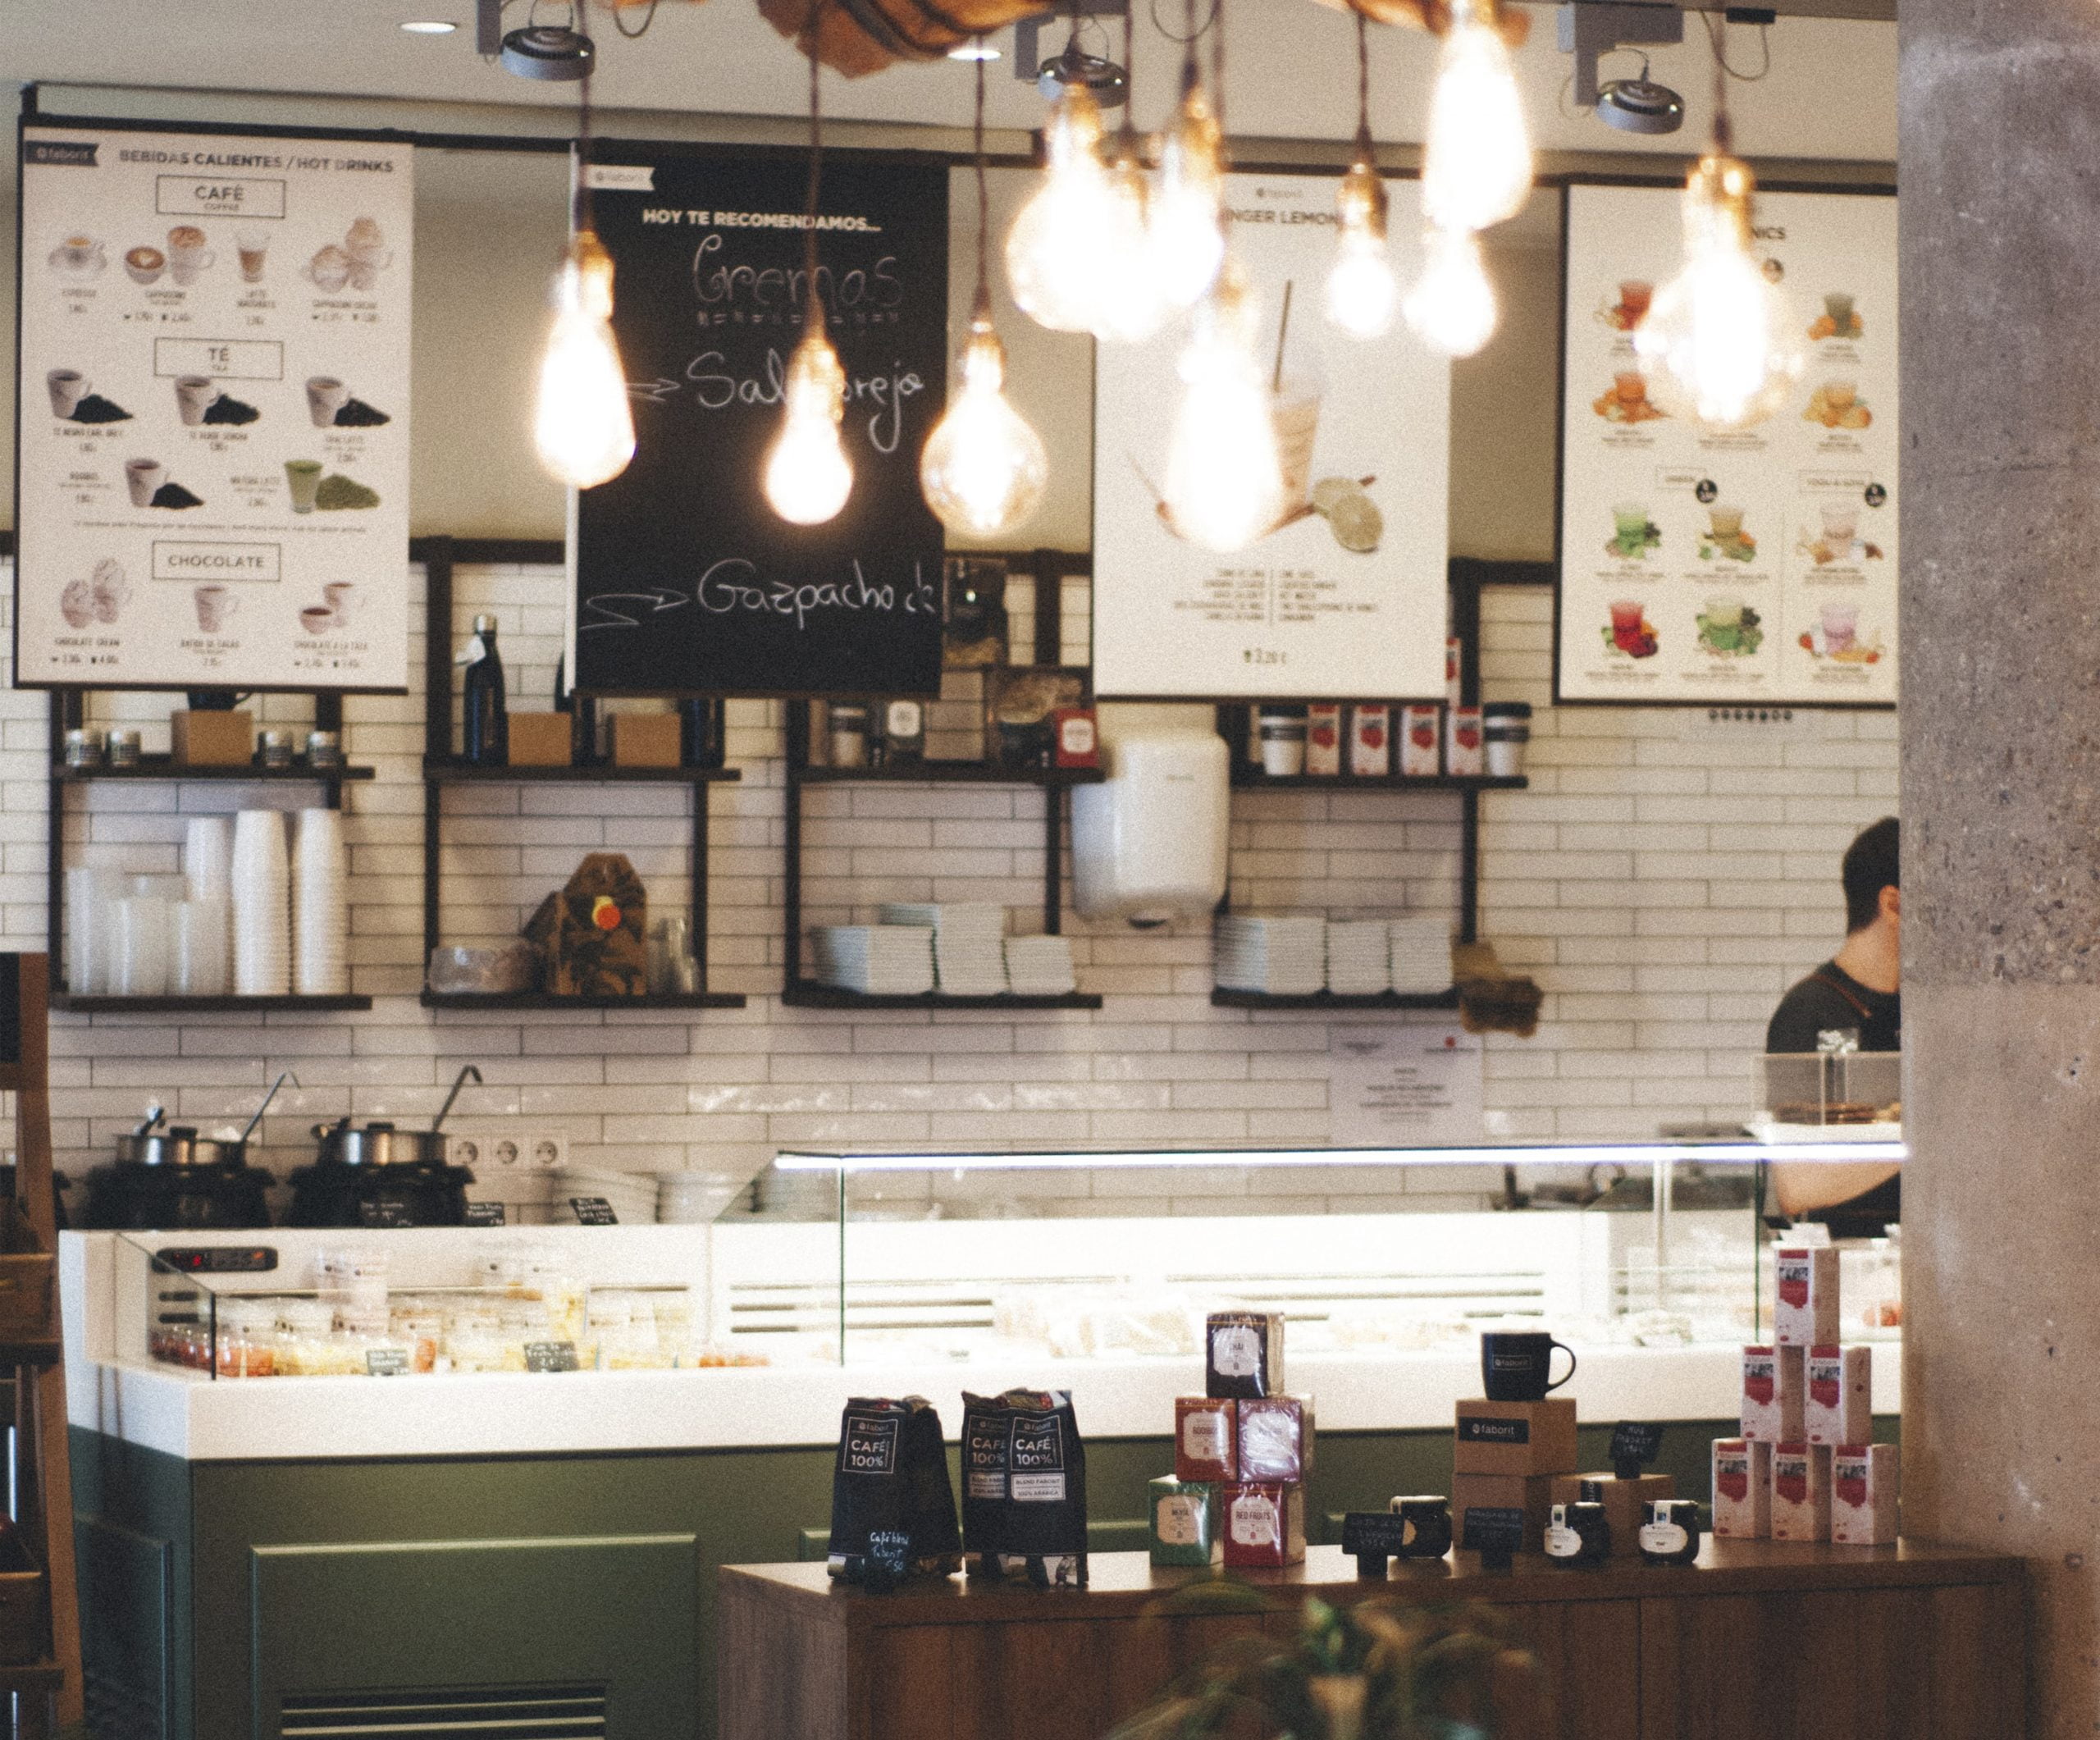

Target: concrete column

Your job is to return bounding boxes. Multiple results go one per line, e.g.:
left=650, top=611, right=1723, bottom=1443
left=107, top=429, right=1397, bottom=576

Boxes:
left=1901, top=2, right=2100, bottom=1730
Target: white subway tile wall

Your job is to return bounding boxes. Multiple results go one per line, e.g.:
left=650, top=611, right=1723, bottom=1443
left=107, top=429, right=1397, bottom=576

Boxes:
left=15, top=564, right=1895, bottom=1212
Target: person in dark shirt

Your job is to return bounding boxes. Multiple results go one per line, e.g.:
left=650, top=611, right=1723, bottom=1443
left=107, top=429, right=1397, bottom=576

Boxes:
left=1764, top=816, right=1901, bottom=1230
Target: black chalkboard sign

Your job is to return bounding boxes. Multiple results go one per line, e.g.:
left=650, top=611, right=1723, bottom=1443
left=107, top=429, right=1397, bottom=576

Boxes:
left=574, top=143, right=950, bottom=700
left=1610, top=1422, right=1667, bottom=1480
left=464, top=1202, right=508, bottom=1227
left=568, top=1196, right=618, bottom=1226
left=526, top=1340, right=580, bottom=1373
left=1340, top=1511, right=1408, bottom=1576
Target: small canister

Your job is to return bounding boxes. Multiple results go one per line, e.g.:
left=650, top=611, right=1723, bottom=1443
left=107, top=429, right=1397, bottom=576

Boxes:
left=106, top=728, right=142, bottom=769
left=63, top=728, right=106, bottom=770
left=1257, top=706, right=1308, bottom=779
left=258, top=728, right=294, bottom=770
left=881, top=698, right=924, bottom=765
left=826, top=702, right=870, bottom=770
left=1482, top=702, right=1532, bottom=779
left=304, top=729, right=342, bottom=770
left=1388, top=1494, right=1453, bottom=1559
left=1545, top=1500, right=1612, bottom=1566
left=1637, top=1498, right=1704, bottom=1566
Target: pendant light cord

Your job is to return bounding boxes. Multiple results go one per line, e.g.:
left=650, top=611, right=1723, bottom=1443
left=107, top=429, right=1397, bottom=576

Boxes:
left=573, top=58, right=594, bottom=235
left=972, top=45, right=991, bottom=309
left=804, top=0, right=825, bottom=310
left=1354, top=7, right=1371, bottom=155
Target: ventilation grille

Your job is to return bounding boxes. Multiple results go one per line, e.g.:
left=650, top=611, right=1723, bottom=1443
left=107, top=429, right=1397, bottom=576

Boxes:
left=280, top=1683, right=608, bottom=1739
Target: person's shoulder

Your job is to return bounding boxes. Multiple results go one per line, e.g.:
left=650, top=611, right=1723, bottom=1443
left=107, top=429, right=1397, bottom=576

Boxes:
left=1767, top=966, right=1852, bottom=1052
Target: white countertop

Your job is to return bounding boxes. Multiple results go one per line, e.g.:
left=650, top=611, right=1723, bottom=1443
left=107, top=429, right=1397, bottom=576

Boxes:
left=65, top=1341, right=1902, bottom=1463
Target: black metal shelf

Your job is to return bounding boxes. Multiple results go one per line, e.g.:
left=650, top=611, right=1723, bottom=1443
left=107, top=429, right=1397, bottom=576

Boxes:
left=424, top=759, right=741, bottom=784
left=797, top=760, right=1103, bottom=788
left=421, top=990, right=746, bottom=1010
left=52, top=993, right=372, bottom=1014
left=55, top=758, right=375, bottom=783
left=783, top=981, right=1100, bottom=1011
left=1211, top=988, right=1459, bottom=1011
left=1230, top=771, right=1527, bottom=792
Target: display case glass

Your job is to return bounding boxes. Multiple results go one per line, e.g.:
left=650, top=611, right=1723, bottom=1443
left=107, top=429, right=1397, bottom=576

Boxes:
left=711, top=1140, right=1905, bottom=1369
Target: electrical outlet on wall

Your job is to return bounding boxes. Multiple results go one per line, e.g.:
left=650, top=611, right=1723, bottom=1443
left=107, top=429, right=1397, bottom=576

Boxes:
left=527, top=1131, right=568, bottom=1171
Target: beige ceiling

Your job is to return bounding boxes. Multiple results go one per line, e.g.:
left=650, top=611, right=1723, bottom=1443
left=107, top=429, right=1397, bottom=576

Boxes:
left=4, top=1, right=1897, bottom=163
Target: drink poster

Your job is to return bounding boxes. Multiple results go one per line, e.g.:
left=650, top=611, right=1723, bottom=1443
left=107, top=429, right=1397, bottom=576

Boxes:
left=1092, top=173, right=1450, bottom=701
left=569, top=144, right=949, bottom=699
left=1556, top=180, right=1897, bottom=706
left=15, top=122, right=413, bottom=692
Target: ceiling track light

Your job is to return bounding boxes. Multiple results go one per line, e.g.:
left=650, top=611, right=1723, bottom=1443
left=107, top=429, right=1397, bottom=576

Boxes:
left=500, top=21, right=596, bottom=80
left=1596, top=57, right=1685, bottom=133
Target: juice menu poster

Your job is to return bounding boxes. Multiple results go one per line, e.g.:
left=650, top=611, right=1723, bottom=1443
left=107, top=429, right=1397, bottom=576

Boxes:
left=1092, top=173, right=1450, bottom=701
left=13, top=123, right=413, bottom=692
left=1555, top=180, right=1897, bottom=707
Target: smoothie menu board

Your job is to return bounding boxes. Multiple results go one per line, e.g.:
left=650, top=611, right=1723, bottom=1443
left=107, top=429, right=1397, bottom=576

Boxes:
left=14, top=123, right=413, bottom=692
left=570, top=146, right=948, bottom=698
left=1556, top=181, right=1897, bottom=706
left=1092, top=173, right=1450, bottom=701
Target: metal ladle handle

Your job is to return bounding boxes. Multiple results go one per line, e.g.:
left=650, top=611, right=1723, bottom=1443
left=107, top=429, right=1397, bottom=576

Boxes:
left=431, top=1064, right=483, bottom=1135
left=240, top=1071, right=300, bottom=1146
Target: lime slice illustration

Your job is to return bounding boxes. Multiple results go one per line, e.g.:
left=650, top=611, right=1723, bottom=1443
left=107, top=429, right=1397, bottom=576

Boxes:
left=1327, top=491, right=1383, bottom=554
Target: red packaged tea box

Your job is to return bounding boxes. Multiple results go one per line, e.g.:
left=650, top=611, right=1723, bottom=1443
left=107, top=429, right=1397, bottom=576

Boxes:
left=1306, top=705, right=1342, bottom=777
left=1445, top=705, right=1485, bottom=777
left=1349, top=705, right=1391, bottom=777
left=1400, top=705, right=1441, bottom=777
left=1710, top=1438, right=1773, bottom=1540
left=1741, top=1344, right=1805, bottom=1441
left=1174, top=1396, right=1237, bottom=1483
left=1831, top=1442, right=1899, bottom=1546
left=1774, top=1245, right=1841, bottom=1346
left=1770, top=1442, right=1833, bottom=1542
left=1221, top=1482, right=1306, bottom=1567
left=1445, top=637, right=1463, bottom=706
left=1236, top=1395, right=1315, bottom=1482
left=1805, top=1345, right=1873, bottom=1446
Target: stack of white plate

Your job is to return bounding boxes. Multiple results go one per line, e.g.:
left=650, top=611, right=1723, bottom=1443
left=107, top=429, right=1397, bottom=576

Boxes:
left=1326, top=920, right=1395, bottom=995
left=811, top=925, right=936, bottom=995
left=1214, top=916, right=1327, bottom=996
left=293, top=808, right=349, bottom=996
left=656, top=1171, right=735, bottom=1224
left=881, top=902, right=1007, bottom=994
left=553, top=1164, right=660, bottom=1226
left=1390, top=916, right=1454, bottom=995
left=1004, top=934, right=1077, bottom=996
left=231, top=810, right=291, bottom=996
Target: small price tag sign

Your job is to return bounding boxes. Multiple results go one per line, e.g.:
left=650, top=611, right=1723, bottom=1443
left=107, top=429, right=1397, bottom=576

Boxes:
left=366, top=1348, right=409, bottom=1377
left=357, top=1196, right=415, bottom=1229
left=524, top=1340, right=579, bottom=1373
left=1340, top=1510, right=1409, bottom=1576
left=1610, top=1422, right=1667, bottom=1480
left=568, top=1196, right=618, bottom=1226
left=1462, top=1505, right=1527, bottom=1572
left=464, top=1202, right=507, bottom=1227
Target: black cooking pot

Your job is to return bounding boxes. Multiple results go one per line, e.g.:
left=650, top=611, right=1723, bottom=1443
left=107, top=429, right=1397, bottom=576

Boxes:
left=80, top=1095, right=281, bottom=1233
left=283, top=1066, right=482, bottom=1229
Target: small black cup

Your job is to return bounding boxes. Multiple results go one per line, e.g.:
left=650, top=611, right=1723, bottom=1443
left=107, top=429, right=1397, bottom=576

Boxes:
left=1480, top=1331, right=1577, bottom=1401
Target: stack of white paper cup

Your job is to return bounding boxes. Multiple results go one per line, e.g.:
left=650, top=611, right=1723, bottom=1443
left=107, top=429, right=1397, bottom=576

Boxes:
left=231, top=810, right=291, bottom=996
left=66, top=865, right=121, bottom=995
left=293, top=808, right=348, bottom=995
left=112, top=889, right=171, bottom=996
left=185, top=816, right=234, bottom=902
left=173, top=899, right=231, bottom=996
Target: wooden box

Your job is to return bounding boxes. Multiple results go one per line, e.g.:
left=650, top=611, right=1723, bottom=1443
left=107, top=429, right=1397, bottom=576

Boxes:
left=171, top=709, right=254, bottom=767
left=1454, top=1399, right=1579, bottom=1477
left=0, top=1253, right=58, bottom=1361
left=0, top=1532, right=48, bottom=1665
left=507, top=712, right=573, bottom=768
left=1451, top=1472, right=1557, bottom=1555
left=611, top=713, right=682, bottom=769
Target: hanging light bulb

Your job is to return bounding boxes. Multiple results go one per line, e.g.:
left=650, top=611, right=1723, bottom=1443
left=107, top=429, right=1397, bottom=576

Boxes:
left=533, top=230, right=636, bottom=489
left=1633, top=148, right=1802, bottom=428
left=1150, top=71, right=1227, bottom=309
left=765, top=306, right=853, bottom=525
left=1006, top=83, right=1121, bottom=334
left=923, top=53, right=1051, bottom=536
left=1326, top=18, right=1396, bottom=339
left=1093, top=144, right=1170, bottom=342
left=1404, top=224, right=1499, bottom=358
left=1162, top=263, right=1285, bottom=552
left=1420, top=0, right=1533, bottom=234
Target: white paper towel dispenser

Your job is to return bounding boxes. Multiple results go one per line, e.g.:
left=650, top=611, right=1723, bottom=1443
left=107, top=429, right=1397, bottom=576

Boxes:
left=1071, top=704, right=1230, bottom=925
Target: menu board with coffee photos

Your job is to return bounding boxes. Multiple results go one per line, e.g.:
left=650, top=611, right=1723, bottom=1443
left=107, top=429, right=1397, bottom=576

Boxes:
left=1092, top=173, right=1450, bottom=701
left=14, top=121, right=413, bottom=691
left=568, top=144, right=948, bottom=698
left=1556, top=180, right=1897, bottom=707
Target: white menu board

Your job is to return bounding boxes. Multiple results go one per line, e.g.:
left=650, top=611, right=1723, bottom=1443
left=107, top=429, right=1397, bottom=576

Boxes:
left=1557, top=181, right=1897, bottom=706
left=15, top=124, right=413, bottom=691
left=1093, top=173, right=1449, bottom=701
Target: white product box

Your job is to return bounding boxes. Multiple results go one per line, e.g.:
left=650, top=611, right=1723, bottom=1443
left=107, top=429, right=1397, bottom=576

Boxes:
left=1399, top=705, right=1441, bottom=777
left=1711, top=1438, right=1773, bottom=1540
left=1306, top=705, right=1343, bottom=777
left=1805, top=1345, right=1873, bottom=1446
left=1770, top=1442, right=1833, bottom=1543
left=1742, top=1344, right=1806, bottom=1442
left=1774, top=1245, right=1842, bottom=1346
left=1831, top=1442, right=1899, bottom=1546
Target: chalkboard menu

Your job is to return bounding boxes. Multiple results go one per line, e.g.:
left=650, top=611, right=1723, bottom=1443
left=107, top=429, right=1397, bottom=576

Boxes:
left=571, top=144, right=950, bottom=698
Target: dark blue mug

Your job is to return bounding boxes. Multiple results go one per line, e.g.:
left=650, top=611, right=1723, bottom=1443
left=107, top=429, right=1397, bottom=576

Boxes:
left=1480, top=1331, right=1577, bottom=1401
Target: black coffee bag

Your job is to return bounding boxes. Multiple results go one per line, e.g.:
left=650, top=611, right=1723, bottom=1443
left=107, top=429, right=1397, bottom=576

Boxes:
left=826, top=1395, right=961, bottom=1589
left=961, top=1391, right=1011, bottom=1577
left=961, top=1387, right=1089, bottom=1587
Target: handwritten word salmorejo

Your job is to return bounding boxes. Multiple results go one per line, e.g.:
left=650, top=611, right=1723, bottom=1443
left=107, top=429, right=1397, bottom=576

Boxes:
left=686, top=349, right=924, bottom=455
left=696, top=558, right=938, bottom=630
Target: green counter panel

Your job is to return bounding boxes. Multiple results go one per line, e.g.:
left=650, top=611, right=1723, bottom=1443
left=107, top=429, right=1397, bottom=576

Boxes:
left=73, top=1415, right=1885, bottom=1738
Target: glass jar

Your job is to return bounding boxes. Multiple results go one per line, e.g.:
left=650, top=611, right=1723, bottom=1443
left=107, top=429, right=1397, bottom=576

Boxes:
left=63, top=728, right=105, bottom=769
left=258, top=728, right=295, bottom=770
left=827, top=702, right=870, bottom=770
left=106, top=728, right=143, bottom=770
left=274, top=1298, right=336, bottom=1376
